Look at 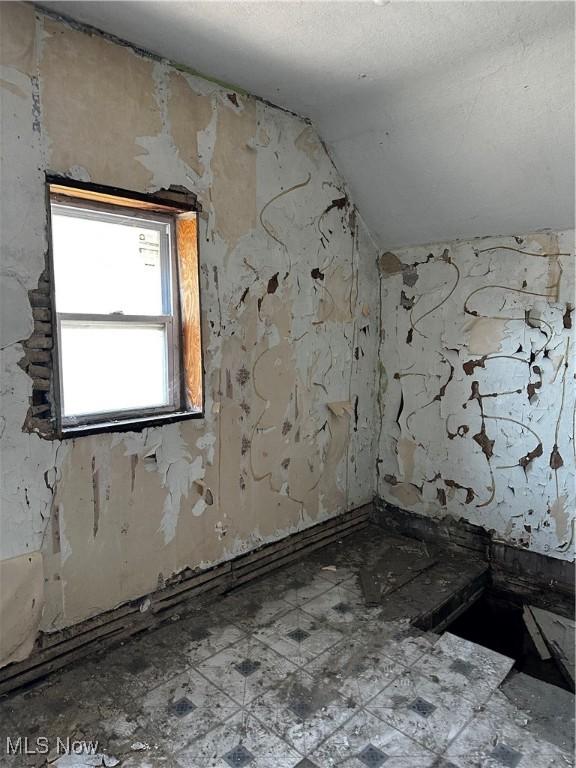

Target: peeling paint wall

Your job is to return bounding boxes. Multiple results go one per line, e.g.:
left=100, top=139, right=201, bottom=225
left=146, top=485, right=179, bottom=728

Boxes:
left=0, top=4, right=379, bottom=645
left=377, top=231, right=575, bottom=561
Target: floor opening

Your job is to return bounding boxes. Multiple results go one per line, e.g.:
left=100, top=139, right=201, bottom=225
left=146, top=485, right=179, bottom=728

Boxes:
left=446, top=588, right=573, bottom=692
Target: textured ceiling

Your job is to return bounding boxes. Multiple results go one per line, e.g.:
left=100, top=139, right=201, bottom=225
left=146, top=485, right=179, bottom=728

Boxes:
left=44, top=1, right=575, bottom=248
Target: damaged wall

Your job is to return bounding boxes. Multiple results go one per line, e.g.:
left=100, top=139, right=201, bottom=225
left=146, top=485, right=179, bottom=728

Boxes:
left=0, top=4, right=379, bottom=657
left=377, top=231, right=575, bottom=561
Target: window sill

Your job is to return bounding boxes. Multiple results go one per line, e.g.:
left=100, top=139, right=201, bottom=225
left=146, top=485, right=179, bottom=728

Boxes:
left=59, top=408, right=203, bottom=438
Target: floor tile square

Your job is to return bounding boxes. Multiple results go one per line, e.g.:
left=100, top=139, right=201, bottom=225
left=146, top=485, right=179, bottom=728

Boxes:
left=222, top=744, right=255, bottom=767
left=407, top=697, right=436, bottom=718
left=0, top=666, right=146, bottom=760
left=305, top=635, right=405, bottom=705
left=254, top=608, right=344, bottom=666
left=289, top=698, right=314, bottom=720
left=334, top=574, right=367, bottom=600
left=115, top=745, right=179, bottom=768
left=489, top=743, right=523, bottom=767
left=300, top=585, right=372, bottom=628
left=362, top=622, right=437, bottom=668
left=450, top=659, right=475, bottom=677
left=310, top=709, right=440, bottom=767
left=358, top=743, right=389, bottom=766
left=197, top=636, right=298, bottom=705
left=366, top=667, right=475, bottom=753
left=334, top=601, right=353, bottom=614
left=413, top=633, right=514, bottom=706
left=209, top=588, right=294, bottom=632
left=249, top=668, right=356, bottom=755
left=234, top=659, right=262, bottom=677
left=445, top=705, right=573, bottom=768
left=260, top=561, right=324, bottom=588
left=281, top=573, right=338, bottom=607
left=481, top=687, right=575, bottom=749
left=316, top=565, right=358, bottom=586
left=160, top=614, right=247, bottom=665
left=169, top=696, right=197, bottom=718
left=84, top=636, right=189, bottom=702
left=139, top=668, right=239, bottom=753
left=174, top=710, right=301, bottom=768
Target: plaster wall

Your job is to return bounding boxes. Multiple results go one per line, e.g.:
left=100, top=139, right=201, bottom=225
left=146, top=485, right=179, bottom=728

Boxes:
left=377, top=231, right=575, bottom=561
left=43, top=0, right=576, bottom=248
left=0, top=4, right=379, bottom=661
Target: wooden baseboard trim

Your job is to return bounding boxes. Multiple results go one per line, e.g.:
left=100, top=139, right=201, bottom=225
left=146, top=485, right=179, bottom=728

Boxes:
left=0, top=504, right=371, bottom=696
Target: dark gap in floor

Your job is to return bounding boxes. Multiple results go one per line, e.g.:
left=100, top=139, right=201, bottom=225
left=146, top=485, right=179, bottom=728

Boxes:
left=446, top=589, right=572, bottom=692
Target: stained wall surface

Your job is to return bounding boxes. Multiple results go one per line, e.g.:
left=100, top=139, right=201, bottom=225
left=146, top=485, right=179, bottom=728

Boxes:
left=42, top=1, right=576, bottom=248
left=377, top=231, right=575, bottom=561
left=0, top=4, right=379, bottom=658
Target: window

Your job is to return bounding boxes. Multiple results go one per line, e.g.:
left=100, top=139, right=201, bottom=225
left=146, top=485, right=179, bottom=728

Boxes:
left=45, top=181, right=202, bottom=435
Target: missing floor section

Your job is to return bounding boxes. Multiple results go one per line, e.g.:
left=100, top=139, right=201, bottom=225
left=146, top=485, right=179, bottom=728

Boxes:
left=445, top=589, right=573, bottom=692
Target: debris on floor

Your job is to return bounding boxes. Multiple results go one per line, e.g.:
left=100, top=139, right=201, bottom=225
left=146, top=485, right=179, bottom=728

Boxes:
left=358, top=543, right=439, bottom=607
left=0, top=525, right=572, bottom=768
left=529, top=606, right=575, bottom=690
left=128, top=743, right=150, bottom=752
left=51, top=755, right=120, bottom=768
left=523, top=606, right=552, bottom=661
left=502, top=671, right=575, bottom=755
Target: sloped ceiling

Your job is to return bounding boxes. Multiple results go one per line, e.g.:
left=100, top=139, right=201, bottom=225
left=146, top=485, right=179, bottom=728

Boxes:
left=43, top=1, right=575, bottom=248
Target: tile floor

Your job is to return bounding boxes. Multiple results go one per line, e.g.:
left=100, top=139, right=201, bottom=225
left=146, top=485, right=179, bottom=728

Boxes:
left=0, top=529, right=573, bottom=768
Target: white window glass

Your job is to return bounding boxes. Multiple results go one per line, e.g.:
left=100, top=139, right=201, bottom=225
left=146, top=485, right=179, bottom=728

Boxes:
left=51, top=207, right=169, bottom=316
left=49, top=193, right=184, bottom=428
left=60, top=323, right=169, bottom=417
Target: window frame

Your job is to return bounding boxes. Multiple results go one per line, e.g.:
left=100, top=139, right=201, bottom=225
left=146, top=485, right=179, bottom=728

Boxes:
left=45, top=178, right=204, bottom=437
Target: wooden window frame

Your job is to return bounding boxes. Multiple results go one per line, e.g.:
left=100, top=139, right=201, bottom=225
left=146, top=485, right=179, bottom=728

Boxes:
left=45, top=177, right=203, bottom=437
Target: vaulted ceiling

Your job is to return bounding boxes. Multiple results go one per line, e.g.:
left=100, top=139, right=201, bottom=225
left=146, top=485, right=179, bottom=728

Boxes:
left=44, top=1, right=575, bottom=248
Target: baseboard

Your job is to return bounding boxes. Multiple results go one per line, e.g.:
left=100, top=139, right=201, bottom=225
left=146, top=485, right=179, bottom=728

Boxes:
left=0, top=504, right=371, bottom=696
left=372, top=498, right=575, bottom=605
